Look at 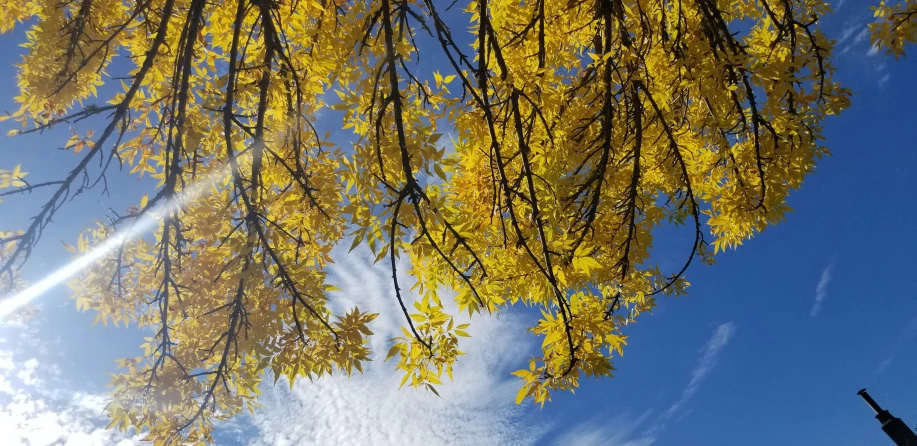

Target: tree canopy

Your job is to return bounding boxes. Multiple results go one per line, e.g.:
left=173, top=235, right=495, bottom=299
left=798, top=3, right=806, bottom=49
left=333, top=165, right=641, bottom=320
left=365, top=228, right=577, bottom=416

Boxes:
left=871, top=0, right=917, bottom=57
left=7, top=0, right=910, bottom=443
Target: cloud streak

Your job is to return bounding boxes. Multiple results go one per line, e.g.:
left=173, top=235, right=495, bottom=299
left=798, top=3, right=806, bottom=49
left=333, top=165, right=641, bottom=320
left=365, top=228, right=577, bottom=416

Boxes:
left=810, top=261, right=835, bottom=317
left=554, top=322, right=737, bottom=446
left=854, top=27, right=870, bottom=45
left=838, top=19, right=869, bottom=55
left=658, top=322, right=737, bottom=426
left=877, top=74, right=892, bottom=89
left=552, top=411, right=656, bottom=446
left=836, top=24, right=860, bottom=47
left=875, top=357, right=893, bottom=376
left=867, top=43, right=880, bottom=57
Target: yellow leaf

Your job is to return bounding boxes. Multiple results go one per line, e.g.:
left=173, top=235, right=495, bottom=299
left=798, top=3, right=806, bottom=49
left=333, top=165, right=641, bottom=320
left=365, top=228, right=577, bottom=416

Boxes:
left=385, top=344, right=400, bottom=361
left=433, top=164, right=447, bottom=181
left=515, top=384, right=529, bottom=405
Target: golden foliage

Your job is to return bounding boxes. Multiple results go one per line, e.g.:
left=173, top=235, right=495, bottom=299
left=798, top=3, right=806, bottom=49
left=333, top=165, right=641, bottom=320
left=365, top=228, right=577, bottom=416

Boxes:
left=871, top=0, right=917, bottom=57
left=0, top=0, right=849, bottom=442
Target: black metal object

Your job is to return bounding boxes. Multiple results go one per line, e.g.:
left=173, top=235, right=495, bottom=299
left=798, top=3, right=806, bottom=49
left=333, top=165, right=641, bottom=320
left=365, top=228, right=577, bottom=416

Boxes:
left=858, top=389, right=917, bottom=446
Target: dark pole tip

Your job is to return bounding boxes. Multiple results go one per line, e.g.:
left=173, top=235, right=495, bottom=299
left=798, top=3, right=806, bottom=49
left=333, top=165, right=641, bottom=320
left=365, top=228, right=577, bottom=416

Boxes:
left=858, top=389, right=884, bottom=415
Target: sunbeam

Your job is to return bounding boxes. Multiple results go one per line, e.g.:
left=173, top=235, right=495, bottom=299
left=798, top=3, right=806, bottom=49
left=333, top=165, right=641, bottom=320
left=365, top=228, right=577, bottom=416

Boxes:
left=0, top=159, right=240, bottom=320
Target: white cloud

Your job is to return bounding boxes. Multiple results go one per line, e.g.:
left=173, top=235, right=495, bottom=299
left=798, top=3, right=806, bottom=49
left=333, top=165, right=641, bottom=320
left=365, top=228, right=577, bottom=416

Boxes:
left=0, top=328, right=143, bottom=446
left=836, top=25, right=860, bottom=47
left=658, top=322, right=736, bottom=427
left=16, top=358, right=39, bottom=386
left=810, top=261, right=835, bottom=317
left=878, top=74, right=892, bottom=89
left=869, top=312, right=917, bottom=377
left=867, top=43, right=880, bottom=57
left=898, top=313, right=917, bottom=341
left=840, top=26, right=868, bottom=55
left=247, top=246, right=546, bottom=446
left=552, top=322, right=736, bottom=446
left=875, top=357, right=893, bottom=375
left=552, top=411, right=656, bottom=446
left=855, top=27, right=870, bottom=45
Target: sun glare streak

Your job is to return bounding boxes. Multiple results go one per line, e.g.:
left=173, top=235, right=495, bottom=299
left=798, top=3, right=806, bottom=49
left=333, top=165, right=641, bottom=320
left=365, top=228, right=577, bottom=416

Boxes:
left=0, top=159, right=239, bottom=320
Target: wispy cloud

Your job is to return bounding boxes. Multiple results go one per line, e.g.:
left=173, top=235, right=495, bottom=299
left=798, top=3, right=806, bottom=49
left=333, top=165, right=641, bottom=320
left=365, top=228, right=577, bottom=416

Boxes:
left=868, top=313, right=917, bottom=378
left=836, top=24, right=860, bottom=47
left=877, top=74, right=892, bottom=89
left=810, top=261, right=835, bottom=317
left=849, top=20, right=896, bottom=89
left=552, top=411, right=657, bottom=446
left=875, top=357, right=894, bottom=376
left=658, top=322, right=737, bottom=426
left=839, top=21, right=869, bottom=55
left=246, top=246, right=545, bottom=446
left=870, top=312, right=917, bottom=378
left=554, top=322, right=736, bottom=445
left=867, top=43, right=880, bottom=57
left=898, top=313, right=917, bottom=341
left=854, top=27, right=870, bottom=45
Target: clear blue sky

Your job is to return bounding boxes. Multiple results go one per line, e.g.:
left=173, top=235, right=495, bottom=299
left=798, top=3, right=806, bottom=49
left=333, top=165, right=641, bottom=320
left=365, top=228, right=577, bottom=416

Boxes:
left=1, top=1, right=916, bottom=445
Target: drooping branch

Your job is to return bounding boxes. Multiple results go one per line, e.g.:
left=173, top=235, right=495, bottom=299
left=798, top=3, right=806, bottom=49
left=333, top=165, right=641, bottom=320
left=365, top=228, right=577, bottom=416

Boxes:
left=0, top=0, right=173, bottom=283
left=636, top=81, right=705, bottom=297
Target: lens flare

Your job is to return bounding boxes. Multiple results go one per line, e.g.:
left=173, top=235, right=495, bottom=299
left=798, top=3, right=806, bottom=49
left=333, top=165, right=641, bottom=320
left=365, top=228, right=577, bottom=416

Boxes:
left=0, top=160, right=237, bottom=320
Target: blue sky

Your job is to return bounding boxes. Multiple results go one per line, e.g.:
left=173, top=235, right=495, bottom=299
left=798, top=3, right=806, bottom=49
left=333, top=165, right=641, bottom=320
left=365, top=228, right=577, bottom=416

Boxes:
left=1, top=1, right=917, bottom=445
